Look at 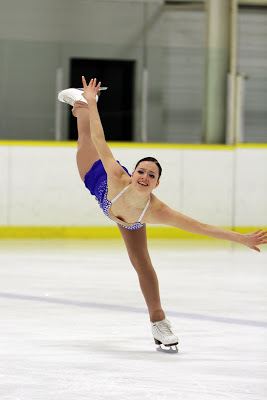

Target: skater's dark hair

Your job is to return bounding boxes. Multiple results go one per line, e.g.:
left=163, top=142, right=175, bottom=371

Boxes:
left=134, top=157, right=162, bottom=179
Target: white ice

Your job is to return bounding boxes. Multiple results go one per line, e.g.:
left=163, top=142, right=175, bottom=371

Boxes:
left=0, top=239, right=266, bottom=400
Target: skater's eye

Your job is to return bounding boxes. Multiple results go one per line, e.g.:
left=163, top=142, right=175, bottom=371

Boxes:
left=137, top=169, right=155, bottom=179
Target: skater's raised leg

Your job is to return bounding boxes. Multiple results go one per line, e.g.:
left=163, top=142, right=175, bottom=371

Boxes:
left=58, top=88, right=100, bottom=181
left=73, top=102, right=100, bottom=181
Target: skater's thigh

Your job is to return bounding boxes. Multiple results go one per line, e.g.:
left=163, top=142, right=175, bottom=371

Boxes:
left=77, top=137, right=99, bottom=181
left=118, top=225, right=151, bottom=264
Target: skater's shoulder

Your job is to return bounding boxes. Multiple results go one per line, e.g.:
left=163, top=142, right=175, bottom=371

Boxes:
left=144, top=195, right=168, bottom=223
left=106, top=173, right=131, bottom=199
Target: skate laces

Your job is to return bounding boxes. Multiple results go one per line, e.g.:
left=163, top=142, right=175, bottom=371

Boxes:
left=155, top=319, right=173, bottom=336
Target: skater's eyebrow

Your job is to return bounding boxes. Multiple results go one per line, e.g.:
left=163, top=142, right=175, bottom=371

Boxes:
left=137, top=168, right=156, bottom=174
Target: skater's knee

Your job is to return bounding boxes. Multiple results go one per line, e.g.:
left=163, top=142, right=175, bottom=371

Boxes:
left=128, top=252, right=152, bottom=273
left=77, top=135, right=93, bottom=150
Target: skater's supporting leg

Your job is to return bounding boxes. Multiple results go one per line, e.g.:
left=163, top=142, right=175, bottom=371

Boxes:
left=118, top=224, right=165, bottom=323
left=73, top=101, right=100, bottom=181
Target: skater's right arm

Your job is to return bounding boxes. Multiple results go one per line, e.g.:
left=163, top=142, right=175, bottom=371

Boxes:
left=82, top=77, right=128, bottom=180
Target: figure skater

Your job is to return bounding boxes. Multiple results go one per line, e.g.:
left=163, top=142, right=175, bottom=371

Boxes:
left=58, top=77, right=267, bottom=353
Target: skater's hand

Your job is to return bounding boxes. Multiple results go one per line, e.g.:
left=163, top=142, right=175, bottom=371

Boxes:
left=81, top=76, right=101, bottom=102
left=239, top=230, right=267, bottom=252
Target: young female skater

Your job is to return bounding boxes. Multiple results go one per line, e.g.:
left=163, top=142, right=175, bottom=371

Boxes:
left=58, top=77, right=267, bottom=353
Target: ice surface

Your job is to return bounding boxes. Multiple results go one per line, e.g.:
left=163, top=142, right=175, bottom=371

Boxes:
left=0, top=240, right=266, bottom=400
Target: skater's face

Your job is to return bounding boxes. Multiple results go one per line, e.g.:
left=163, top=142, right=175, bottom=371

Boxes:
left=132, top=161, right=160, bottom=192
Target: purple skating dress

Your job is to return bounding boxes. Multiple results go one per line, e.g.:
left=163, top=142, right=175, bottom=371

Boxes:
left=84, top=160, right=150, bottom=230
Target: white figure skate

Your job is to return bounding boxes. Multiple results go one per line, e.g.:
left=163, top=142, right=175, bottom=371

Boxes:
left=58, top=86, right=107, bottom=106
left=151, top=318, right=179, bottom=354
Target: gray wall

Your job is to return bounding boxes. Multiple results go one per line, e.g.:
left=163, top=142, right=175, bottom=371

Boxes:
left=0, top=0, right=152, bottom=141
left=239, top=9, right=267, bottom=142
left=0, top=40, right=60, bottom=140
left=0, top=0, right=266, bottom=142
left=154, top=9, right=205, bottom=142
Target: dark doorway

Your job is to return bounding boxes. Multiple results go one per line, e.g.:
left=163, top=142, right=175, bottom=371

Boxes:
left=69, top=58, right=135, bottom=141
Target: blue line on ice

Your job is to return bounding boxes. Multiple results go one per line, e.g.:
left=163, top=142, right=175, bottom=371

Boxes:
left=0, top=291, right=266, bottom=328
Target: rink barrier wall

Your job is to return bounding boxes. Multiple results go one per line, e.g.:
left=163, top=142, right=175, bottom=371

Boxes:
left=0, top=226, right=266, bottom=240
left=0, top=141, right=267, bottom=239
left=0, top=140, right=235, bottom=149
left=1, top=140, right=267, bottom=149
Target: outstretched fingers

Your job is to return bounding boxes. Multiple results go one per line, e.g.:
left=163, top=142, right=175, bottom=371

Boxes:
left=251, top=231, right=267, bottom=250
left=96, top=81, right=101, bottom=91
left=254, top=229, right=267, bottom=236
left=252, top=246, right=261, bottom=252
left=82, top=76, right=101, bottom=91
left=254, top=230, right=267, bottom=242
left=259, top=236, right=267, bottom=244
left=243, top=230, right=267, bottom=252
left=82, top=75, right=88, bottom=89
left=90, top=78, right=101, bottom=90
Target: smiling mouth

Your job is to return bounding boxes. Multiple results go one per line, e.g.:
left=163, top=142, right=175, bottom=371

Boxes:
left=138, top=182, right=148, bottom=187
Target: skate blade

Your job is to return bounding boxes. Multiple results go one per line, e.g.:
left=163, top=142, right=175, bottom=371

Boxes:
left=154, top=339, right=178, bottom=354
left=156, top=344, right=178, bottom=354
left=78, top=87, right=108, bottom=91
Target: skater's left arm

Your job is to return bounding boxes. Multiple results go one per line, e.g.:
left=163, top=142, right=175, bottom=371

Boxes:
left=150, top=202, right=267, bottom=252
